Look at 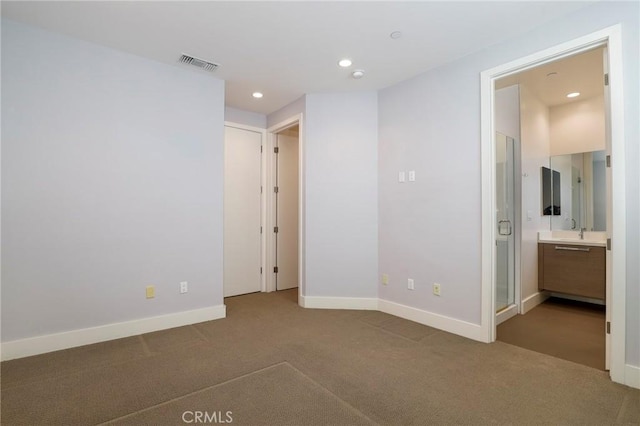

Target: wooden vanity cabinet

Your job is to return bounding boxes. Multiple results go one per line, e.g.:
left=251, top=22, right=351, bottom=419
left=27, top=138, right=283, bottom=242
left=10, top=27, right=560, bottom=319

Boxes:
left=538, top=243, right=605, bottom=300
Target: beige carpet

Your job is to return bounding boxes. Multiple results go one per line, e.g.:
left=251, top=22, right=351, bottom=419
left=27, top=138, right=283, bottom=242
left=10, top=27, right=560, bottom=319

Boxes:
left=497, top=297, right=606, bottom=370
left=105, top=362, right=374, bottom=426
left=2, top=289, right=638, bottom=425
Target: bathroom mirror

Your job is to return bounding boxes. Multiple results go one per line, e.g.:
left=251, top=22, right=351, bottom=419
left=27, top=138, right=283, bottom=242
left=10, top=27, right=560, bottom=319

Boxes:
left=549, top=150, right=606, bottom=231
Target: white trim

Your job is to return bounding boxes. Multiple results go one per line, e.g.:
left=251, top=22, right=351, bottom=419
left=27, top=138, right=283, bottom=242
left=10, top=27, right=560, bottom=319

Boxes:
left=496, top=304, right=518, bottom=326
left=480, top=24, right=626, bottom=384
left=0, top=305, right=226, bottom=361
left=299, top=295, right=378, bottom=310
left=521, top=291, right=550, bottom=314
left=624, top=364, right=640, bottom=389
left=266, top=114, right=305, bottom=297
left=378, top=299, right=485, bottom=342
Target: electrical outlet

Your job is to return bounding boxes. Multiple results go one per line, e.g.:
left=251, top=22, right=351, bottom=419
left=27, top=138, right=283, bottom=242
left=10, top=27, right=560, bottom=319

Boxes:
left=398, top=171, right=406, bottom=183
left=408, top=278, right=415, bottom=290
left=180, top=281, right=188, bottom=294
left=382, top=274, right=389, bottom=285
left=146, top=285, right=155, bottom=299
left=433, top=283, right=441, bottom=296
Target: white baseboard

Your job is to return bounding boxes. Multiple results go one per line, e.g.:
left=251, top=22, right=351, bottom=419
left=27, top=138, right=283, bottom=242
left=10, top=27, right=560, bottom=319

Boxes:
left=0, top=305, right=226, bottom=361
left=625, top=364, right=640, bottom=389
left=378, top=299, right=485, bottom=342
left=521, top=291, right=550, bottom=314
left=496, top=304, right=518, bottom=326
left=299, top=295, right=378, bottom=310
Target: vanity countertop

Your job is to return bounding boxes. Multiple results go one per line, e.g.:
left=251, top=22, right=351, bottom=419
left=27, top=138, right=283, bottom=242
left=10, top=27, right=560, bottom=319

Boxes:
left=538, top=231, right=607, bottom=247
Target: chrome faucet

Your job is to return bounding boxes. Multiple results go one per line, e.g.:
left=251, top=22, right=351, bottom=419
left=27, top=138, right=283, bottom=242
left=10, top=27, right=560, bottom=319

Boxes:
left=579, top=228, right=587, bottom=240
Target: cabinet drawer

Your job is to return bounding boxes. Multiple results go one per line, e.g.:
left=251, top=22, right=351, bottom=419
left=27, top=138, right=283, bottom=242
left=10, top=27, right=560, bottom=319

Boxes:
left=538, top=243, right=605, bottom=300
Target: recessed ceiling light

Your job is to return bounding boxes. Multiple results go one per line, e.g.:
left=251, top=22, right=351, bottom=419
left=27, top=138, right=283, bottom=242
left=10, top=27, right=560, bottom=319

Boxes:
left=338, top=59, right=352, bottom=68
left=352, top=70, right=365, bottom=79
left=390, top=31, right=403, bottom=39
left=566, top=92, right=580, bottom=98
left=252, top=92, right=263, bottom=99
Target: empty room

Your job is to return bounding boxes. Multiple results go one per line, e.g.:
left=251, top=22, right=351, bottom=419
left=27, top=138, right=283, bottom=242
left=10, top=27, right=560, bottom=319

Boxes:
left=1, top=1, right=638, bottom=425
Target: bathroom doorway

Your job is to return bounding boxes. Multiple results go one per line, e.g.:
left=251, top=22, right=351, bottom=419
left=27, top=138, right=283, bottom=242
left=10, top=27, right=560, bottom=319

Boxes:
left=492, top=47, right=610, bottom=370
left=481, top=25, right=628, bottom=384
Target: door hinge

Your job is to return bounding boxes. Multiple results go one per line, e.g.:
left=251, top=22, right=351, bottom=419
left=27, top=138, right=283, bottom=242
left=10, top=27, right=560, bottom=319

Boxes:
left=261, top=145, right=263, bottom=153
left=274, top=147, right=279, bottom=154
left=604, top=73, right=609, bottom=86
left=607, top=238, right=611, bottom=251
left=260, top=267, right=263, bottom=274
left=606, top=321, right=611, bottom=334
left=274, top=226, right=279, bottom=233
left=261, top=186, right=263, bottom=194
left=274, top=186, right=279, bottom=193
left=260, top=226, right=263, bottom=234
left=274, top=266, right=279, bottom=273
left=606, top=155, right=611, bottom=168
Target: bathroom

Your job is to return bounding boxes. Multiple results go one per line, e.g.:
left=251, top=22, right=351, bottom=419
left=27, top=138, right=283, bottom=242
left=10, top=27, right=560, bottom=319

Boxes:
left=493, top=47, right=609, bottom=370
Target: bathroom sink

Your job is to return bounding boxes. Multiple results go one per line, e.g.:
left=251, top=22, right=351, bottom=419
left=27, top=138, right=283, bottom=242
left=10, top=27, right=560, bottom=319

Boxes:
left=537, top=236, right=606, bottom=247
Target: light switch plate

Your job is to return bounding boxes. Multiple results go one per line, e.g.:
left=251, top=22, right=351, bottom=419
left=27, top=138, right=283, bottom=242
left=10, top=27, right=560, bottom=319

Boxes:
left=408, top=170, right=416, bottom=181
left=398, top=171, right=406, bottom=183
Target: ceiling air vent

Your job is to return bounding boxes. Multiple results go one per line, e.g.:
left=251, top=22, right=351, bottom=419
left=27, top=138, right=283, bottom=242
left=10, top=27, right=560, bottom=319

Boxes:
left=178, top=54, right=219, bottom=72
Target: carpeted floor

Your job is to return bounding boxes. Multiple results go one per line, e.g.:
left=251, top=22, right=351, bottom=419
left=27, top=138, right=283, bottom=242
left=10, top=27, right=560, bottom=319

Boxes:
left=497, top=297, right=606, bottom=370
left=2, top=289, right=638, bottom=425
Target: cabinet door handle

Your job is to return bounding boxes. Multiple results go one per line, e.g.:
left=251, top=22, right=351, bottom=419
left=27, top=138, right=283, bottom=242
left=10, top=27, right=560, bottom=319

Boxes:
left=554, top=246, right=590, bottom=252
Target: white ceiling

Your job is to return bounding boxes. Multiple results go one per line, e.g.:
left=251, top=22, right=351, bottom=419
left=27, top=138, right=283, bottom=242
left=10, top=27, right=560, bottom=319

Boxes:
left=1, top=1, right=596, bottom=115
left=496, top=46, right=604, bottom=107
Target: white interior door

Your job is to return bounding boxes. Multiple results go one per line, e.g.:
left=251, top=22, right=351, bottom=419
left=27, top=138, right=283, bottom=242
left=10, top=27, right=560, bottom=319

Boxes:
left=275, top=127, right=299, bottom=291
left=224, top=126, right=262, bottom=297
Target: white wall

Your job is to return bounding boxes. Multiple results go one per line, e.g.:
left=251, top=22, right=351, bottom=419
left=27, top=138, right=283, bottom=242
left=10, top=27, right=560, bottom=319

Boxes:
left=304, top=92, right=378, bottom=298
left=225, top=107, right=266, bottom=129
left=549, top=154, right=573, bottom=230
left=1, top=20, right=225, bottom=342
left=495, top=85, right=521, bottom=139
left=378, top=1, right=639, bottom=369
left=378, top=64, right=483, bottom=323
left=550, top=95, right=605, bottom=156
left=267, top=96, right=305, bottom=128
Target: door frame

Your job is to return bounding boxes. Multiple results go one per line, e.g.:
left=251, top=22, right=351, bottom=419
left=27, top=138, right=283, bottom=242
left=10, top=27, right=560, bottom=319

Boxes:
left=266, top=114, right=305, bottom=299
left=480, top=25, right=627, bottom=384
left=224, top=121, right=268, bottom=293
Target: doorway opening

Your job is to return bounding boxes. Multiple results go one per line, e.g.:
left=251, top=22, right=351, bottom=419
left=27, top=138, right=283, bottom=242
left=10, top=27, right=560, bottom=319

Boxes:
left=266, top=115, right=305, bottom=299
left=495, top=47, right=609, bottom=371
left=481, top=25, right=627, bottom=385
left=273, top=125, right=299, bottom=291
left=223, top=115, right=304, bottom=301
